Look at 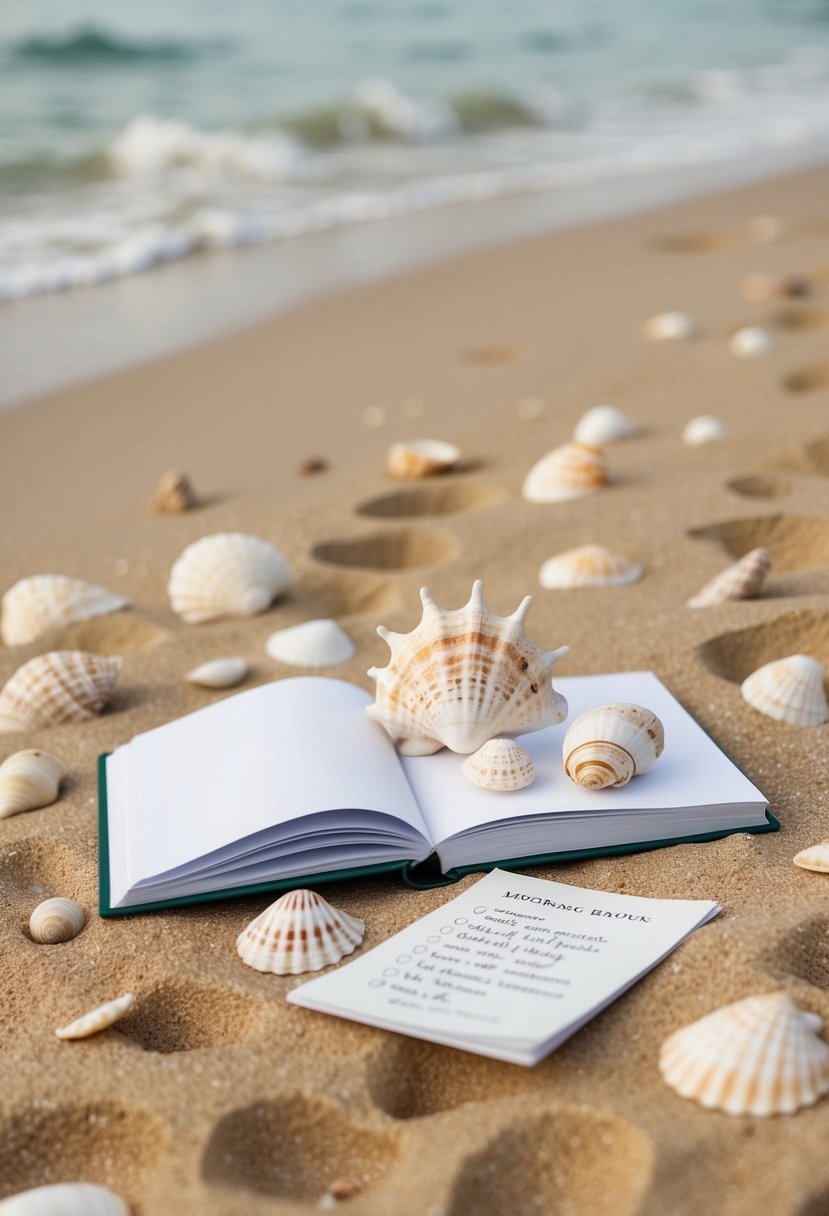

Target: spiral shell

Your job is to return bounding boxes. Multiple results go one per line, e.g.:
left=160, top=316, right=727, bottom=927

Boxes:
left=741, top=654, right=828, bottom=727
left=1, top=575, right=127, bottom=646
left=0, top=749, right=66, bottom=818
left=55, top=993, right=135, bottom=1040
left=150, top=469, right=198, bottom=514
left=29, top=897, right=85, bottom=944
left=386, top=438, right=460, bottom=479
left=539, top=544, right=642, bottom=589
left=573, top=405, right=637, bottom=445
left=0, top=652, right=122, bottom=733
left=168, top=532, right=292, bottom=624
left=237, top=889, right=365, bottom=975
left=522, top=442, right=609, bottom=504
left=265, top=619, right=355, bottom=668
left=688, top=547, right=770, bottom=607
left=563, top=703, right=664, bottom=790
left=0, top=1184, right=129, bottom=1215
left=461, top=738, right=535, bottom=791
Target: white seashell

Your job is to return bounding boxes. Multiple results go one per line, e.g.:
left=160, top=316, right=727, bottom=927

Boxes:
left=0, top=1183, right=130, bottom=1215
left=368, top=580, right=569, bottom=756
left=0, top=652, right=122, bottom=734
left=0, top=749, right=66, bottom=818
left=237, top=889, right=365, bottom=975
left=1, top=576, right=127, bottom=646
left=573, top=405, right=637, bottom=446
left=522, top=442, right=609, bottom=504
left=539, top=544, right=642, bottom=589
left=265, top=619, right=355, bottom=668
left=688, top=547, right=770, bottom=607
left=461, top=738, right=535, bottom=792
left=682, top=415, right=728, bottom=446
left=730, top=326, right=774, bottom=357
left=185, top=657, right=248, bottom=689
left=168, top=532, right=292, bottom=624
left=386, top=438, right=460, bottom=479
left=659, top=991, right=829, bottom=1115
left=644, top=311, right=696, bottom=341
left=29, top=897, right=85, bottom=944
left=55, top=992, right=135, bottom=1040
left=794, top=843, right=829, bottom=873
left=150, top=469, right=198, bottom=514
left=741, top=654, right=828, bottom=727
left=563, top=703, right=664, bottom=790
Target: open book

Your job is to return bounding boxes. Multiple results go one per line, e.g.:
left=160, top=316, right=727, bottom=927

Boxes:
left=98, top=671, right=775, bottom=916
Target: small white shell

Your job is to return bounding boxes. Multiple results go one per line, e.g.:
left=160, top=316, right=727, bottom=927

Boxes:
left=741, top=654, right=828, bottom=726
left=461, top=738, right=535, bottom=791
left=794, top=843, right=829, bottom=873
left=1, top=575, right=127, bottom=646
left=0, top=1184, right=129, bottom=1216
left=29, top=897, right=85, bottom=944
left=386, top=438, right=460, bottom=479
left=730, top=326, right=774, bottom=357
left=522, top=442, right=609, bottom=504
left=573, top=405, right=637, bottom=446
left=55, top=993, right=135, bottom=1040
left=644, top=311, right=696, bottom=341
left=150, top=469, right=198, bottom=514
left=265, top=620, right=355, bottom=668
left=185, top=658, right=248, bottom=689
left=687, top=547, right=770, bottom=607
left=682, top=415, right=728, bottom=446
left=563, top=703, right=665, bottom=790
left=237, top=889, right=365, bottom=975
left=0, top=653, right=121, bottom=734
left=0, top=749, right=66, bottom=819
left=168, top=532, right=292, bottom=624
left=539, top=544, right=642, bottom=589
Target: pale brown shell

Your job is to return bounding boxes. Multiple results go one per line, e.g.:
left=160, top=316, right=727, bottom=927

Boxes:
left=386, top=438, right=460, bottom=479
left=29, top=897, right=85, bottom=944
left=0, top=652, right=122, bottom=733
left=150, top=469, right=199, bottom=514
left=688, top=547, right=770, bottom=607
left=522, top=442, right=609, bottom=504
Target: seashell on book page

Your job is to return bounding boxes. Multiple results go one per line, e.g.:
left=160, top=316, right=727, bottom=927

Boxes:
left=563, top=703, right=664, bottom=790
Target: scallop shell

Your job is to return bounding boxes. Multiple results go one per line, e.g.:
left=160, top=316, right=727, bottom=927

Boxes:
left=563, top=703, right=664, bottom=790
left=659, top=991, right=829, bottom=1115
left=539, top=544, right=642, bottom=589
left=688, top=547, right=770, bottom=607
left=741, top=654, right=828, bottom=726
left=168, top=532, right=292, bottom=624
left=644, top=311, right=696, bottom=340
left=265, top=620, right=355, bottom=668
left=55, top=992, right=135, bottom=1040
left=573, top=405, right=637, bottom=445
left=368, top=580, right=569, bottom=756
left=0, top=749, right=66, bottom=818
left=29, top=897, right=85, bottom=944
left=0, top=1184, right=129, bottom=1215
left=682, top=415, right=727, bottom=446
left=794, top=843, right=829, bottom=873
left=236, top=889, right=365, bottom=975
left=522, top=442, right=609, bottom=504
left=150, top=469, right=198, bottom=514
left=0, top=652, right=122, bottom=734
left=1, top=576, right=127, bottom=646
left=185, top=657, right=248, bottom=688
left=461, top=738, right=535, bottom=791
left=730, top=326, right=774, bottom=357
left=387, top=438, right=460, bottom=479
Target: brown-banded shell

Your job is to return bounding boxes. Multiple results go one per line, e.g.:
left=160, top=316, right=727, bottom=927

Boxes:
left=168, top=532, right=292, bottom=624
left=386, top=438, right=460, bottom=479
left=741, top=654, right=829, bottom=726
left=563, top=703, right=664, bottom=790
left=0, top=652, right=122, bottom=733
left=539, top=544, right=642, bottom=589
left=1, top=575, right=127, bottom=646
left=461, top=738, right=535, bottom=791
left=688, top=547, right=770, bottom=607
left=522, top=442, right=609, bottom=504
left=0, top=1184, right=130, bottom=1215
left=29, top=897, right=85, bottom=944
left=237, top=889, right=365, bottom=975
left=0, top=749, right=66, bottom=818
left=55, top=993, right=135, bottom=1040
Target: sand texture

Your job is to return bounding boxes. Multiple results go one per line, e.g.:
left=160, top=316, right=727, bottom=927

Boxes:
left=2, top=164, right=829, bottom=1214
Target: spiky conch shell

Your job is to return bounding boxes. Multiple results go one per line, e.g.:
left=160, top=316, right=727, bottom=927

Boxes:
left=741, top=654, right=829, bottom=727
left=168, top=532, right=292, bottom=624
left=1, top=575, right=127, bottom=646
left=55, top=992, right=135, bottom=1040
left=29, top=897, right=85, bottom=944
left=539, top=544, right=642, bottom=589
left=0, top=1183, right=129, bottom=1215
left=522, top=442, right=609, bottom=504
left=563, top=703, right=664, bottom=790
left=659, top=992, right=829, bottom=1116
left=367, top=580, right=569, bottom=756
left=265, top=619, right=355, bottom=668
left=572, top=405, right=637, bottom=445
left=794, top=843, right=829, bottom=873
left=236, top=889, right=365, bottom=975
left=687, top=547, right=770, bottom=607
left=0, top=652, right=122, bottom=734
left=0, top=749, right=66, bottom=818
left=461, top=738, right=535, bottom=791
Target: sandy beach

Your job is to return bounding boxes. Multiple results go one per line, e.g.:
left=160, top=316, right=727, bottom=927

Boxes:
left=2, top=162, right=829, bottom=1214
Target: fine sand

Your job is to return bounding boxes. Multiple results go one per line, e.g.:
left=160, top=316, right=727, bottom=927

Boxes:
left=2, top=163, right=829, bottom=1215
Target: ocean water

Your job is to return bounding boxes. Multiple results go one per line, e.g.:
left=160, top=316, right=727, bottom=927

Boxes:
left=1, top=0, right=829, bottom=301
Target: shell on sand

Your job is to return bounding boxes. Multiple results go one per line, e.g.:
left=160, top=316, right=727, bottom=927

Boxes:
left=730, top=326, right=775, bottom=357
left=386, top=438, right=460, bottom=479
left=522, top=442, right=609, bottom=504
left=150, top=469, right=199, bottom=514
left=368, top=580, right=569, bottom=756
left=644, top=311, right=695, bottom=341
left=687, top=547, right=770, bottom=607
left=185, top=658, right=248, bottom=688
left=659, top=991, right=829, bottom=1116
left=682, top=415, right=727, bottom=446
left=741, top=654, right=829, bottom=727
left=168, top=532, right=292, bottom=624
left=29, top=897, right=85, bottom=944
left=563, top=703, right=664, bottom=790
left=55, top=993, right=135, bottom=1040
left=1, top=575, right=127, bottom=646
left=0, top=652, right=122, bottom=734
left=539, top=544, right=642, bottom=589
left=0, top=749, right=66, bottom=818
left=742, top=272, right=811, bottom=302
left=237, top=889, right=365, bottom=975
left=461, top=738, right=535, bottom=792
left=265, top=619, right=355, bottom=668
left=0, top=1183, right=130, bottom=1215
left=573, top=405, right=637, bottom=445
left=794, top=843, right=829, bottom=873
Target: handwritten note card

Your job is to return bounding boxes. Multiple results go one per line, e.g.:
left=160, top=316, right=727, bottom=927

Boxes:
left=287, top=869, right=720, bottom=1065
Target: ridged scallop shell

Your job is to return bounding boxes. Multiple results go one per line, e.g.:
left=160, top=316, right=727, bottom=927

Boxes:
left=794, top=843, right=829, bottom=873
left=682, top=415, right=727, bottom=446
left=730, top=326, right=774, bottom=357
left=659, top=992, right=829, bottom=1115
left=0, top=652, right=122, bottom=733
left=368, top=580, right=569, bottom=756
left=741, top=654, right=828, bottom=726
left=29, top=897, right=85, bottom=944
left=644, top=311, right=695, bottom=340
left=168, top=532, right=292, bottom=624
left=688, top=547, right=770, bottom=607
left=150, top=469, right=198, bottom=514
left=461, top=738, right=535, bottom=791
left=0, top=1183, right=129, bottom=1215
left=0, top=749, right=66, bottom=818
left=265, top=619, right=355, bottom=668
left=522, top=442, right=609, bottom=504
left=573, top=405, right=637, bottom=445
left=387, top=438, right=460, bottom=479
left=563, top=703, right=665, bottom=790
left=539, top=544, right=642, bottom=589
left=185, top=657, right=248, bottom=688
left=55, top=992, right=135, bottom=1040
left=236, top=889, right=365, bottom=975
left=1, top=575, right=127, bottom=646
